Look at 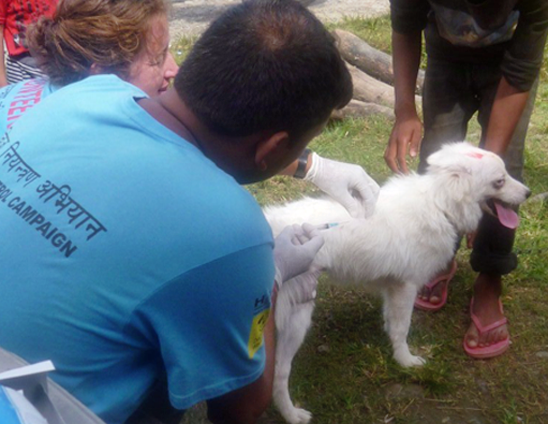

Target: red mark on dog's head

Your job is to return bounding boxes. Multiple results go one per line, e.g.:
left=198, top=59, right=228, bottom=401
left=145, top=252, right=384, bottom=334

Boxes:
left=466, top=152, right=484, bottom=159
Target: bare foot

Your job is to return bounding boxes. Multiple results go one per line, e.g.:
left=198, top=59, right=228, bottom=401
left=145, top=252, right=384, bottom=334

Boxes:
left=417, top=282, right=446, bottom=305
left=416, top=260, right=456, bottom=305
left=464, top=274, right=508, bottom=349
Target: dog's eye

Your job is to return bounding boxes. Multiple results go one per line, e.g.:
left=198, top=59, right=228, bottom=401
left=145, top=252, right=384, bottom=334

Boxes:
left=492, top=178, right=505, bottom=189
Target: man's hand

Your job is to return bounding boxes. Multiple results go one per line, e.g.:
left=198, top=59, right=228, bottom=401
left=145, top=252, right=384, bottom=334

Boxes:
left=387, top=28, right=423, bottom=174
left=273, top=223, right=324, bottom=287
left=305, top=153, right=380, bottom=218
left=384, top=111, right=422, bottom=174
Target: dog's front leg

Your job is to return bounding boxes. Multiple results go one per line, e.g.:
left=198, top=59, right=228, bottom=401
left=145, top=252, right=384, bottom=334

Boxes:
left=382, top=282, right=426, bottom=367
left=274, top=282, right=315, bottom=424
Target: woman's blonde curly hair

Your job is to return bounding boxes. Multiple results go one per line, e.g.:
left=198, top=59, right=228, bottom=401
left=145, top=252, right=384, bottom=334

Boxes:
left=28, top=0, right=168, bottom=86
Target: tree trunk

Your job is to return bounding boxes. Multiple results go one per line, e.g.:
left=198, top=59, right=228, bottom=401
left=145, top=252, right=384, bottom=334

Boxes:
left=333, top=29, right=425, bottom=93
left=347, top=62, right=422, bottom=109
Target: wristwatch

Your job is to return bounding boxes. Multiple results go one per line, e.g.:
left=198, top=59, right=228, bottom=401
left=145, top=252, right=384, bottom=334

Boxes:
left=293, top=148, right=311, bottom=179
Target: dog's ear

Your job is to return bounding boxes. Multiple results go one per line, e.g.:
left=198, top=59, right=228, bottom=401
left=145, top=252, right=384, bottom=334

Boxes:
left=426, top=141, right=484, bottom=176
left=426, top=153, right=470, bottom=177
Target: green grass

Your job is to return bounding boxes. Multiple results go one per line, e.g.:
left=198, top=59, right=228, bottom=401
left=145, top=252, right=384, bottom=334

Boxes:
left=178, top=14, right=548, bottom=424
left=326, top=15, right=392, bottom=54
left=248, top=123, right=547, bottom=424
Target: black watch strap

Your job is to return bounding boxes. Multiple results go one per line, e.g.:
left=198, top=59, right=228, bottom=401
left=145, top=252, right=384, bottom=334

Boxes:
left=293, top=148, right=311, bottom=179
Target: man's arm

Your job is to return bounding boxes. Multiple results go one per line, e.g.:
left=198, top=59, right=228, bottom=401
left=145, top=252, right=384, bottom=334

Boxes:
left=483, top=76, right=530, bottom=155
left=485, top=0, right=548, bottom=155
left=499, top=0, right=548, bottom=94
left=280, top=151, right=380, bottom=218
left=279, top=153, right=309, bottom=177
left=206, top=224, right=323, bottom=423
left=206, top=290, right=277, bottom=424
left=0, top=0, right=7, bottom=87
left=0, top=25, right=8, bottom=87
left=384, top=29, right=423, bottom=174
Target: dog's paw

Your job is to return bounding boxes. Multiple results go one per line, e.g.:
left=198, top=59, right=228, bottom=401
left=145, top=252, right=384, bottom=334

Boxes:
left=395, top=353, right=426, bottom=368
left=283, top=407, right=312, bottom=424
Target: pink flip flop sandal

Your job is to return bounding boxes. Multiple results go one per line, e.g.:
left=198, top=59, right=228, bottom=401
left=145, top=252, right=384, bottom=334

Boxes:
left=463, top=298, right=510, bottom=359
left=414, top=259, right=457, bottom=311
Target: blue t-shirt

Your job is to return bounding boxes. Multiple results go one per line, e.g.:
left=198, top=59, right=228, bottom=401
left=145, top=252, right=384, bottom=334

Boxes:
left=0, top=75, right=275, bottom=424
left=0, top=78, right=57, bottom=134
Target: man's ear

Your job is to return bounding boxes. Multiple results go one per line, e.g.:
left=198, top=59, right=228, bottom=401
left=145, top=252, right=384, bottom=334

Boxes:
left=254, top=131, right=289, bottom=171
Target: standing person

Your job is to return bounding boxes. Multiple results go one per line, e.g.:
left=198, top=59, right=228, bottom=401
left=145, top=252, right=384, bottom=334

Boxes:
left=0, top=1, right=354, bottom=423
left=0, top=0, right=58, bottom=86
left=385, top=0, right=548, bottom=359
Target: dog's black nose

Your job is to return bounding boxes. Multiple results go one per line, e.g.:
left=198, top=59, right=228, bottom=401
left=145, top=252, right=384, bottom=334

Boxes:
left=526, top=189, right=532, bottom=199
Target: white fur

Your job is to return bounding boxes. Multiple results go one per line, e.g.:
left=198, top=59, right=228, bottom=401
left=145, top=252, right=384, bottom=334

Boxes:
left=263, top=142, right=530, bottom=424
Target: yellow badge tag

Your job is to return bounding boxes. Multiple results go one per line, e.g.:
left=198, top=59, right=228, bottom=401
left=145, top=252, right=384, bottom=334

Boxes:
left=248, top=308, right=270, bottom=359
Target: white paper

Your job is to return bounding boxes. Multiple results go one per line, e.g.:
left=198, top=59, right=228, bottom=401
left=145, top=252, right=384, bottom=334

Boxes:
left=0, top=361, right=55, bottom=382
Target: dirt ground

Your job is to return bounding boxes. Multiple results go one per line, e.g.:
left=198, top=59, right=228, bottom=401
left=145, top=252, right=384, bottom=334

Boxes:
left=168, top=0, right=390, bottom=39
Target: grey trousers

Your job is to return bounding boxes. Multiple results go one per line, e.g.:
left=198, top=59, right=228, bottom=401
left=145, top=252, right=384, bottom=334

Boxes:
left=418, top=57, right=537, bottom=275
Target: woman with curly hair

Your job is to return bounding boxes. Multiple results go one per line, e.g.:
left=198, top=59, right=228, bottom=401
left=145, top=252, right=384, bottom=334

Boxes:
left=0, top=0, right=178, bottom=131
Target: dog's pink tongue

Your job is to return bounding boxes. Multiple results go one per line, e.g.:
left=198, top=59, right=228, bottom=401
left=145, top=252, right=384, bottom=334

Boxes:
left=494, top=201, right=519, bottom=229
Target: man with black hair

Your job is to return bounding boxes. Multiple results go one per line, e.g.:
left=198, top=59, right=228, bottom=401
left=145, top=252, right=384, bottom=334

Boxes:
left=177, top=2, right=380, bottom=218
left=0, top=1, right=360, bottom=423
left=385, top=0, right=548, bottom=359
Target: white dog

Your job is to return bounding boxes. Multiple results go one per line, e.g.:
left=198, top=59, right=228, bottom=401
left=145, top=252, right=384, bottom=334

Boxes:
left=263, top=142, right=531, bottom=424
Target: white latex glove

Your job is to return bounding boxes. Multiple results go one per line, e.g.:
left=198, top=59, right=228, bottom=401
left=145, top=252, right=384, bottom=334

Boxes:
left=273, top=223, right=324, bottom=288
left=304, top=152, right=380, bottom=218
left=281, top=267, right=323, bottom=305
left=275, top=267, right=324, bottom=332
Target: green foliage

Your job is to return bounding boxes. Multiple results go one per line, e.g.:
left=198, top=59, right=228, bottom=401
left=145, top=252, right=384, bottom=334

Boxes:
left=326, top=15, right=393, bottom=54
left=170, top=36, right=196, bottom=66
